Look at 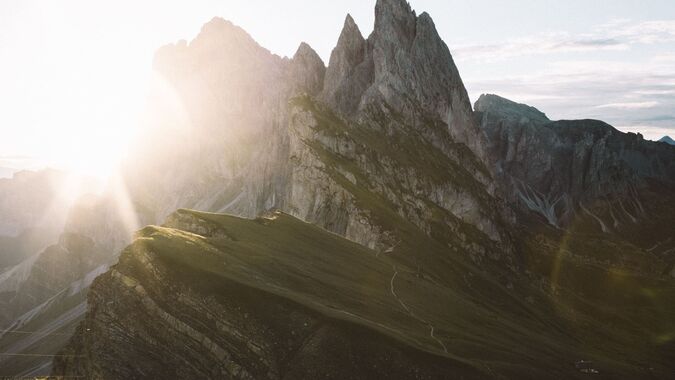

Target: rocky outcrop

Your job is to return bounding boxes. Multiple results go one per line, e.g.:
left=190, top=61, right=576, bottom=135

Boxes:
left=321, top=0, right=488, bottom=163
left=0, top=233, right=110, bottom=376
left=321, top=15, right=372, bottom=116
left=475, top=94, right=675, bottom=229
left=290, top=43, right=326, bottom=96
left=286, top=97, right=510, bottom=257
left=0, top=233, right=108, bottom=327
left=113, top=0, right=509, bottom=260
left=659, top=135, right=675, bottom=145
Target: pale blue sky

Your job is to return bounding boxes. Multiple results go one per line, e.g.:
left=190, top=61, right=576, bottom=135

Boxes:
left=1, top=0, right=674, bottom=175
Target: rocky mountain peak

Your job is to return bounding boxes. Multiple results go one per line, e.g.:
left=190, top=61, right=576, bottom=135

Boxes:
left=476, top=93, right=675, bottom=228
left=343, top=13, right=360, bottom=33
left=290, top=42, right=326, bottom=96
left=172, top=16, right=272, bottom=63
left=318, top=1, right=488, bottom=161
left=373, top=0, right=416, bottom=50
left=294, top=42, right=322, bottom=60
left=154, top=16, right=279, bottom=76
left=328, top=14, right=367, bottom=75
left=474, top=94, right=550, bottom=125
left=321, top=14, right=372, bottom=115
left=199, top=17, right=238, bottom=33
left=659, top=135, right=675, bottom=145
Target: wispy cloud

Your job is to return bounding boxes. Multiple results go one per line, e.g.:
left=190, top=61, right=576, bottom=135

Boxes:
left=455, top=17, right=675, bottom=141
left=595, top=101, right=660, bottom=109
left=464, top=54, right=675, bottom=141
left=635, top=115, right=675, bottom=122
left=453, top=34, right=628, bottom=62
left=599, top=19, right=675, bottom=45
left=453, top=19, right=675, bottom=63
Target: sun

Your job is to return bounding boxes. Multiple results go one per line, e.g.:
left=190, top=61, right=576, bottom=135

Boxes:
left=0, top=1, right=154, bottom=181
left=28, top=100, right=142, bottom=181
left=44, top=138, right=130, bottom=181
left=25, top=68, right=151, bottom=180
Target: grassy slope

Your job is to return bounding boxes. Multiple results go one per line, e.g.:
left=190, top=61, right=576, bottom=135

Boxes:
left=518, top=214, right=675, bottom=371
left=126, top=208, right=673, bottom=379
left=110, top=97, right=675, bottom=379
left=62, top=96, right=674, bottom=378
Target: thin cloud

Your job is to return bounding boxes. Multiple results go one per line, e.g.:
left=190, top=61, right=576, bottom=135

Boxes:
left=464, top=55, right=675, bottom=142
left=634, top=115, right=675, bottom=122
left=599, top=19, right=675, bottom=45
left=595, top=101, right=660, bottom=109
left=453, top=34, right=628, bottom=62
left=453, top=19, right=675, bottom=63
left=455, top=18, right=675, bottom=141
left=634, top=89, right=675, bottom=96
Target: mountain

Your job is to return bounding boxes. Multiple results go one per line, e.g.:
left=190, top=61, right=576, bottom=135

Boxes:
left=659, top=135, right=675, bottom=145
left=53, top=210, right=488, bottom=379
left=53, top=204, right=675, bottom=379
left=0, top=0, right=672, bottom=378
left=0, top=233, right=110, bottom=376
left=0, top=170, right=82, bottom=238
left=475, top=94, right=675, bottom=233
left=119, top=0, right=507, bottom=257
left=0, top=169, right=104, bottom=270
left=0, top=170, right=108, bottom=375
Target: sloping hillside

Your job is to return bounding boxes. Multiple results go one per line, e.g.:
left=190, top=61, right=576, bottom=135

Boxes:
left=53, top=209, right=675, bottom=379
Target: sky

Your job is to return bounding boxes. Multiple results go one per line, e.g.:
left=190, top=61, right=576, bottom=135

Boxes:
left=1, top=0, right=674, bottom=177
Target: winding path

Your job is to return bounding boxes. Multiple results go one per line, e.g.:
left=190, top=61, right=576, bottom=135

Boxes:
left=389, top=266, right=448, bottom=353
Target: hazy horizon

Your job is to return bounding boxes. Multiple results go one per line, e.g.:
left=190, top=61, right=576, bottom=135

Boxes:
left=2, top=0, right=675, bottom=177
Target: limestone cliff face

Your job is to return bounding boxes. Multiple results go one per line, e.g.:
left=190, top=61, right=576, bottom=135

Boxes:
left=285, top=97, right=510, bottom=257
left=475, top=94, right=675, bottom=231
left=322, top=0, right=488, bottom=163
left=128, top=17, right=294, bottom=222
left=111, top=0, right=509, bottom=260
left=321, top=14, right=372, bottom=116
left=290, top=42, right=326, bottom=96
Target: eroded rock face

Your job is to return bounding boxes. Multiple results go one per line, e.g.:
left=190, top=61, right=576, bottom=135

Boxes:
left=322, top=0, right=488, bottom=163
left=290, top=43, right=326, bottom=96
left=475, top=94, right=675, bottom=230
left=321, top=15, right=372, bottom=116
left=0, top=232, right=111, bottom=376
left=113, top=0, right=508, bottom=259
left=0, top=233, right=108, bottom=327
left=286, top=98, right=510, bottom=255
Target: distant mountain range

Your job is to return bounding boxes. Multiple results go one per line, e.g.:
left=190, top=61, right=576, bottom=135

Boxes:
left=659, top=135, right=675, bottom=145
left=1, top=0, right=674, bottom=378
